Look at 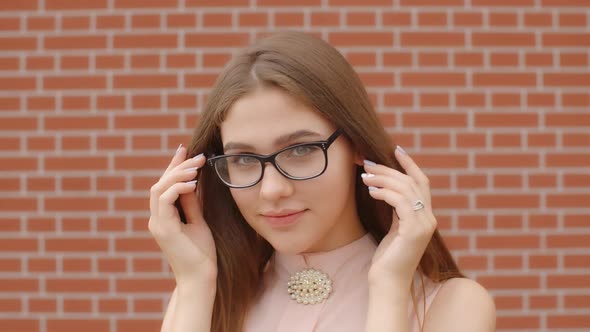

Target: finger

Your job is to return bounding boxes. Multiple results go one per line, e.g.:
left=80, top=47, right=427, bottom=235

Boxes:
left=150, top=167, right=200, bottom=216
left=361, top=173, right=420, bottom=202
left=179, top=190, right=202, bottom=225
left=364, top=159, right=430, bottom=206
left=158, top=181, right=198, bottom=220
left=367, top=187, right=413, bottom=222
left=164, top=144, right=187, bottom=175
left=394, top=146, right=430, bottom=191
left=368, top=187, right=435, bottom=237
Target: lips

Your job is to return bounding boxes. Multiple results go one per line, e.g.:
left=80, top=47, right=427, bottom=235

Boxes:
left=261, top=209, right=307, bottom=228
left=261, top=209, right=304, bottom=218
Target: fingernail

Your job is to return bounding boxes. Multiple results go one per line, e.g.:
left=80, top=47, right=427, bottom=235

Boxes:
left=361, top=173, right=375, bottom=178
left=175, top=144, right=183, bottom=154
left=184, top=167, right=199, bottom=172
left=363, top=160, right=376, bottom=166
left=185, top=180, right=198, bottom=185
left=396, top=145, right=407, bottom=155
left=368, top=186, right=378, bottom=191
left=192, top=153, right=204, bottom=160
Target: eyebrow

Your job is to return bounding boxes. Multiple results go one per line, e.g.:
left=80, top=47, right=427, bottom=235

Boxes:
left=223, top=129, right=323, bottom=152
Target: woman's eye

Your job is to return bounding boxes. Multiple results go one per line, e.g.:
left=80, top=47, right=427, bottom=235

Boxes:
left=291, top=146, right=312, bottom=156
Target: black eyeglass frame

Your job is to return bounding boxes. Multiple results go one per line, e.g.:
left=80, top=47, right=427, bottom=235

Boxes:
left=207, top=129, right=343, bottom=189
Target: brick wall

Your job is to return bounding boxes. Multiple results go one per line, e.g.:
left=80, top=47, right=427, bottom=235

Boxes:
left=0, top=0, right=589, bottom=331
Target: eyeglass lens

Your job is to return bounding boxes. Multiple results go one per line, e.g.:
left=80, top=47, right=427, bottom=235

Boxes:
left=214, top=144, right=326, bottom=187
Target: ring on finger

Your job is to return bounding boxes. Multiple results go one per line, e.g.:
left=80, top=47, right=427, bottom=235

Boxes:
left=412, top=199, right=425, bottom=211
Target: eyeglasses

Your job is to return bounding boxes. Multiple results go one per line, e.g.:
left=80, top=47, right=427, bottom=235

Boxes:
left=207, top=129, right=342, bottom=189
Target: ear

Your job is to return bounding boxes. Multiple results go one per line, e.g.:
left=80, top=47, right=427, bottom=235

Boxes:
left=353, top=150, right=365, bottom=166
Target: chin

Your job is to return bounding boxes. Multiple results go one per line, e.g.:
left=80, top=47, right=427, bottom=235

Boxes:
left=263, top=232, right=317, bottom=255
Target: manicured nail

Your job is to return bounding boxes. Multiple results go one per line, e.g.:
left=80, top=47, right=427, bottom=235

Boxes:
left=368, top=186, right=378, bottom=191
left=363, top=160, right=376, bottom=166
left=175, top=144, right=183, bottom=154
left=361, top=173, right=375, bottom=178
left=192, top=153, right=204, bottom=160
left=396, top=145, right=407, bottom=155
left=184, top=167, right=199, bottom=172
left=185, top=180, right=197, bottom=185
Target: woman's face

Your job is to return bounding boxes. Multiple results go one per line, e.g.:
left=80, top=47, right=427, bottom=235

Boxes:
left=219, top=86, right=366, bottom=254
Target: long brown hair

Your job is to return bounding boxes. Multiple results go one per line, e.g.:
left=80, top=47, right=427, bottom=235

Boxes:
left=186, top=31, right=463, bottom=332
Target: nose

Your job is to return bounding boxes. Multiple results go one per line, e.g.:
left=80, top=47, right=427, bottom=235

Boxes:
left=259, top=163, right=294, bottom=201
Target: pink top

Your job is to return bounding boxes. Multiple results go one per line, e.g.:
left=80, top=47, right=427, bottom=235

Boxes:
left=244, top=233, right=444, bottom=332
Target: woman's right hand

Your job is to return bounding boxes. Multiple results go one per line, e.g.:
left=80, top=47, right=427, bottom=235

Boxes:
left=148, top=145, right=217, bottom=286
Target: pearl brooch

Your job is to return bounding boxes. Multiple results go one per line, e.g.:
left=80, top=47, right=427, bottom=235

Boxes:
left=287, top=268, right=332, bottom=305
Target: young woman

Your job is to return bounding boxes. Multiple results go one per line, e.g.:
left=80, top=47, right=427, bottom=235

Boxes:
left=149, top=31, right=496, bottom=332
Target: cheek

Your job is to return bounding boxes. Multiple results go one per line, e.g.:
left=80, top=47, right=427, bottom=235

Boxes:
left=229, top=189, right=255, bottom=216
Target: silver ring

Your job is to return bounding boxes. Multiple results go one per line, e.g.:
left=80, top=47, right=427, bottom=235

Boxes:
left=412, top=200, right=425, bottom=211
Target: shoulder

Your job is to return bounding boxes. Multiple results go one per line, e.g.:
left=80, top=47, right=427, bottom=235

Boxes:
left=424, top=278, right=496, bottom=332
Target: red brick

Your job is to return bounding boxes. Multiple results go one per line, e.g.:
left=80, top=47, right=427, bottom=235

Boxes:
left=329, top=32, right=394, bottom=47
left=47, top=0, right=107, bottom=10
left=473, top=0, right=534, bottom=5
left=96, top=15, right=125, bottom=29
left=548, top=275, right=590, bottom=289
left=547, top=234, right=590, bottom=248
left=116, top=237, right=160, bottom=252
left=454, top=12, right=482, bottom=26
left=166, top=14, right=196, bottom=28
left=0, top=37, right=36, bottom=51
left=565, top=295, right=590, bottom=308
left=489, top=13, right=517, bottom=26
left=60, top=55, right=89, bottom=69
left=257, top=0, right=319, bottom=5
left=44, top=75, right=106, bottom=90
left=473, top=32, right=535, bottom=47
left=98, top=258, right=127, bottom=272
left=45, top=197, right=108, bottom=211
left=476, top=153, right=538, bottom=167
left=275, top=12, right=304, bottom=27
left=401, top=32, right=464, bottom=47
left=544, top=33, right=590, bottom=47
left=497, top=316, right=540, bottom=329
left=203, top=13, right=232, bottom=27
left=117, top=320, right=161, bottom=331
left=477, top=235, right=539, bottom=249
left=530, top=295, right=557, bottom=309
left=185, top=33, right=248, bottom=47
left=114, top=34, right=177, bottom=49
left=45, top=116, right=108, bottom=130
left=115, top=0, right=178, bottom=8
left=524, top=13, right=552, bottom=26
left=0, top=77, right=36, bottom=90
left=545, top=73, right=590, bottom=87
left=476, top=194, right=539, bottom=208
left=47, top=320, right=109, bottom=332
left=45, top=35, right=106, bottom=49
left=114, top=155, right=169, bottom=170
left=116, top=278, right=173, bottom=292
left=62, top=16, right=91, bottom=30
left=546, top=153, right=590, bottom=167
left=63, top=299, right=92, bottom=313
left=115, top=115, right=178, bottom=129
left=0, top=197, right=36, bottom=212
left=27, top=16, right=56, bottom=31
left=63, top=258, right=92, bottom=272
left=131, top=14, right=161, bottom=29
left=239, top=13, right=268, bottom=27
left=401, top=72, right=465, bottom=87
left=0, top=320, right=39, bottom=331
left=400, top=0, right=463, bottom=5
left=477, top=275, right=540, bottom=290
left=310, top=12, right=339, bottom=26
left=114, top=74, right=176, bottom=89
left=0, top=279, right=38, bottom=292
left=475, top=113, right=537, bottom=127
left=0, top=0, right=38, bottom=10
left=29, top=298, right=57, bottom=312
left=99, top=299, right=127, bottom=313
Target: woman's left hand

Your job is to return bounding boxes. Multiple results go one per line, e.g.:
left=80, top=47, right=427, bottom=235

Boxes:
left=362, top=146, right=437, bottom=289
